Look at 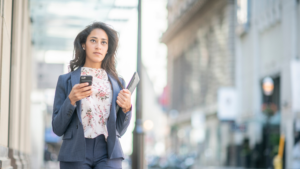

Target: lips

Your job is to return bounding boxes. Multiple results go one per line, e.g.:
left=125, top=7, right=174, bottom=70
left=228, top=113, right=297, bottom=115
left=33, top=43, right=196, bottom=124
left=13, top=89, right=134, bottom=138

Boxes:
left=93, top=52, right=102, bottom=55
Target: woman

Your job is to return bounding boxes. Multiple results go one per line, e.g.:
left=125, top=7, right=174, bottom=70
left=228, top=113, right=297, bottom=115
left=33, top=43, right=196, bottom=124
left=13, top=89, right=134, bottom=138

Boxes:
left=52, top=22, right=132, bottom=169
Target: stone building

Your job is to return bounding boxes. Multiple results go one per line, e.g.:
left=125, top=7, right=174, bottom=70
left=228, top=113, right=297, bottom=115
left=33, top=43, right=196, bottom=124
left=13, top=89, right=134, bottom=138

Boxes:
left=0, top=0, right=32, bottom=168
left=162, top=0, right=236, bottom=166
left=163, top=0, right=300, bottom=168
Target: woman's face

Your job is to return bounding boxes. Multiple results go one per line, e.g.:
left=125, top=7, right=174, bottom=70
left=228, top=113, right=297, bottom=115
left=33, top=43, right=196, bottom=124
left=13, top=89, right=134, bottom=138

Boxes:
left=82, top=28, right=109, bottom=65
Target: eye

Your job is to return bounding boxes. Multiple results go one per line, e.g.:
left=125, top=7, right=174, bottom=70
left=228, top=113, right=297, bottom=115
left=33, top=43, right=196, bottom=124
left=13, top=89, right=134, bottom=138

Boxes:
left=102, top=41, right=107, bottom=45
left=91, top=39, right=96, bottom=42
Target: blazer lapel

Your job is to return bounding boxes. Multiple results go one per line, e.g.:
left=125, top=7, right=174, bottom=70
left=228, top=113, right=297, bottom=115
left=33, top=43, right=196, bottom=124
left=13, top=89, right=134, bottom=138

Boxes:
left=106, top=73, right=119, bottom=155
left=107, top=73, right=119, bottom=121
left=71, top=66, right=82, bottom=123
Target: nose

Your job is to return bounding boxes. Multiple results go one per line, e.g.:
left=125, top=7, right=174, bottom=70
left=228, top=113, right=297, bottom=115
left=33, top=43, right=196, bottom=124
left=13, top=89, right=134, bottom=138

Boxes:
left=95, top=42, right=101, bottom=50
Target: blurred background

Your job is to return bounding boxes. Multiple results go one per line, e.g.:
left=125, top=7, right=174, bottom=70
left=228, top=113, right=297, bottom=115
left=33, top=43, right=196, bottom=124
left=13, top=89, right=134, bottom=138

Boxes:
left=0, top=0, right=300, bottom=169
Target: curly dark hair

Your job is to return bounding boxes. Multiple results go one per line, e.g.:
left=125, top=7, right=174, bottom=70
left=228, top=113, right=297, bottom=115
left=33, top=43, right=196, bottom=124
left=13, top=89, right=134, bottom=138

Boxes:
left=70, top=22, right=123, bottom=88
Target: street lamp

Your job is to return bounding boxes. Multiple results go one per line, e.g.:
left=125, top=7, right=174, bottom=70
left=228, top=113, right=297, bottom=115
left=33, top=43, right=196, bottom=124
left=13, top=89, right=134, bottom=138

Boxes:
left=132, top=0, right=145, bottom=168
left=263, top=77, right=274, bottom=97
left=262, top=76, right=274, bottom=168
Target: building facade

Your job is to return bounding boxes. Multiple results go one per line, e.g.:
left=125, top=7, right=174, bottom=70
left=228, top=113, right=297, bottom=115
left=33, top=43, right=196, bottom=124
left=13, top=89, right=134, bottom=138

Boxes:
left=163, top=0, right=300, bottom=168
left=162, top=0, right=236, bottom=166
left=235, top=0, right=300, bottom=168
left=0, top=0, right=32, bottom=168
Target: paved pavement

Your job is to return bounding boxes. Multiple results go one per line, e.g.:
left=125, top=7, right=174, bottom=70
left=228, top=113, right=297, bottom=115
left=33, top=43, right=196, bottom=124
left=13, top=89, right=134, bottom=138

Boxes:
left=44, top=161, right=59, bottom=169
left=43, top=160, right=131, bottom=169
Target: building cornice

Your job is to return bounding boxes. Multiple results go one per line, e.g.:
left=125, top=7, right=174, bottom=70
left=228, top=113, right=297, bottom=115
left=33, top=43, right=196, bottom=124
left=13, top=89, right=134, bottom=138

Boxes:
left=255, top=1, right=281, bottom=33
left=161, top=0, right=208, bottom=44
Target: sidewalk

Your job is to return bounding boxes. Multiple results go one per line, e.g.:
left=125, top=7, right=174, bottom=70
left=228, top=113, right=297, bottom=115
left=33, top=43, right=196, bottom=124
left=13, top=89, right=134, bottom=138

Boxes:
left=43, top=160, right=131, bottom=169
left=44, top=161, right=59, bottom=169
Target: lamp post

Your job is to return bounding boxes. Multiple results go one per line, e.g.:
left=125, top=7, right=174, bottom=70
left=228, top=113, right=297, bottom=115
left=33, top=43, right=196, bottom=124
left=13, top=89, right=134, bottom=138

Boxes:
left=132, top=0, right=144, bottom=168
left=262, top=77, right=274, bottom=168
left=263, top=77, right=274, bottom=98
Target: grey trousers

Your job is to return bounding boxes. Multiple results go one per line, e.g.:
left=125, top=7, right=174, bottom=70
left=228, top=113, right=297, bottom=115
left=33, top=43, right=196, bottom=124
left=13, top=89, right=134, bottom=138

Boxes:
left=60, top=134, right=122, bottom=169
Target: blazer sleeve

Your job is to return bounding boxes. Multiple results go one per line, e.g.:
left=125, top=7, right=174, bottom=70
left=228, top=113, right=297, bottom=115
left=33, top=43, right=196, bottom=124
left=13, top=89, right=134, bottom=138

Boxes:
left=116, top=78, right=132, bottom=137
left=52, top=75, right=76, bottom=136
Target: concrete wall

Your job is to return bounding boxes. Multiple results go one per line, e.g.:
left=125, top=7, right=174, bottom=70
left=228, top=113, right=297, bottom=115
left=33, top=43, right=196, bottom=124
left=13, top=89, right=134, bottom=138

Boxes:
left=0, top=0, right=32, bottom=168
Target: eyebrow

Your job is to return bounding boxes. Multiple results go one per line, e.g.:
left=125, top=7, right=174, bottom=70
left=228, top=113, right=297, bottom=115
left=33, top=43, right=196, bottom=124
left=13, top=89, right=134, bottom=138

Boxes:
left=90, top=37, right=107, bottom=41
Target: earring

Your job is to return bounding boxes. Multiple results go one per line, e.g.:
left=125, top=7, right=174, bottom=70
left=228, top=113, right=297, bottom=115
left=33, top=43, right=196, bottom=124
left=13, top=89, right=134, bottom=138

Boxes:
left=83, top=47, right=85, bottom=50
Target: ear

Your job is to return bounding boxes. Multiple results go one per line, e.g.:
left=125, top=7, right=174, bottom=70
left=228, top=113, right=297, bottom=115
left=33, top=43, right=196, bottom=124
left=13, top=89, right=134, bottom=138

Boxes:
left=82, top=44, right=85, bottom=49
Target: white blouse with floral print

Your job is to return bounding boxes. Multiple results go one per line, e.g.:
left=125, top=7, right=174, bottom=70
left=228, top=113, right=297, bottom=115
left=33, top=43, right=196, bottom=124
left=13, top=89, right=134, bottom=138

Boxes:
left=80, top=67, right=112, bottom=140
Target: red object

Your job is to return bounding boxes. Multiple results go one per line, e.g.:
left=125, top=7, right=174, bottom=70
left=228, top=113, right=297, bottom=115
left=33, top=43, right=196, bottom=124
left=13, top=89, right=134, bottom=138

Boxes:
left=159, top=86, right=169, bottom=107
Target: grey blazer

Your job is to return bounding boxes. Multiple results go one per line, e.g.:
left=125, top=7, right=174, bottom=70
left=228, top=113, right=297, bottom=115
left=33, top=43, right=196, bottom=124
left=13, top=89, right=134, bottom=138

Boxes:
left=52, top=66, right=132, bottom=162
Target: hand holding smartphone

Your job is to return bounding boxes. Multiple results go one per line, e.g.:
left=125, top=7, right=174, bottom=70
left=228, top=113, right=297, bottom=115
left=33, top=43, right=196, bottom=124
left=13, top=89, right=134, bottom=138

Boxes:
left=68, top=75, right=93, bottom=105
left=80, top=75, right=93, bottom=97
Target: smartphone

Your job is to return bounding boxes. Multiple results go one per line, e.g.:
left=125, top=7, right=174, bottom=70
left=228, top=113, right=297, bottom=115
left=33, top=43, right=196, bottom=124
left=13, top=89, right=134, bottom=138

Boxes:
left=80, top=75, right=93, bottom=86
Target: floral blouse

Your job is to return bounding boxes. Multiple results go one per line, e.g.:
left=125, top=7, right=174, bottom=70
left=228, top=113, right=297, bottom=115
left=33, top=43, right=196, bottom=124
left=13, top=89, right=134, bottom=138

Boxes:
left=80, top=67, right=112, bottom=140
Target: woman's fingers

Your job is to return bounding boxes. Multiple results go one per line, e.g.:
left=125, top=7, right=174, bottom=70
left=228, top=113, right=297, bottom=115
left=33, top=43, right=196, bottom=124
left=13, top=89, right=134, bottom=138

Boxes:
left=117, top=92, right=126, bottom=102
left=119, top=90, right=131, bottom=98
left=81, top=89, right=92, bottom=97
left=80, top=86, right=92, bottom=92
left=122, top=90, right=131, bottom=98
left=117, top=90, right=131, bottom=108
left=79, top=82, right=90, bottom=88
left=116, top=99, right=124, bottom=107
left=117, top=94, right=129, bottom=105
left=73, top=88, right=92, bottom=100
left=116, top=100, right=123, bottom=107
left=69, top=83, right=92, bottom=103
left=75, top=84, right=92, bottom=95
left=74, top=83, right=89, bottom=89
left=117, top=94, right=126, bottom=102
left=122, top=89, right=131, bottom=94
left=117, top=100, right=126, bottom=108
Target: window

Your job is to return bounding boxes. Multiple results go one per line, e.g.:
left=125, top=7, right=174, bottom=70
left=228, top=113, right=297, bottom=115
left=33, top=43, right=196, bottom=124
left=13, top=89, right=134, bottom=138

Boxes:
left=237, top=0, right=249, bottom=25
left=236, top=0, right=250, bottom=35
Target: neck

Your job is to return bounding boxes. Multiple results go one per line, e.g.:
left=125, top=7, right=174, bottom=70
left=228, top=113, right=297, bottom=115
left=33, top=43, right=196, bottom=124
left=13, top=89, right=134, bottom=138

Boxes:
left=83, top=59, right=102, bottom=69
